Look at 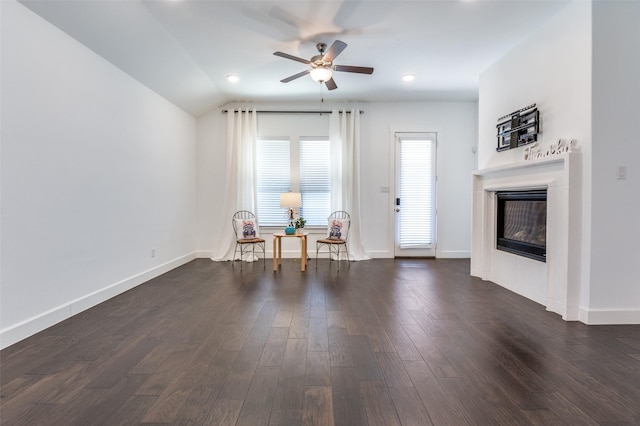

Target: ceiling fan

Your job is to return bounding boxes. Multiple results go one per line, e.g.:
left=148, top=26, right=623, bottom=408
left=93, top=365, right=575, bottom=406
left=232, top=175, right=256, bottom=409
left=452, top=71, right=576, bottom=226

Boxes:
left=273, top=40, right=374, bottom=90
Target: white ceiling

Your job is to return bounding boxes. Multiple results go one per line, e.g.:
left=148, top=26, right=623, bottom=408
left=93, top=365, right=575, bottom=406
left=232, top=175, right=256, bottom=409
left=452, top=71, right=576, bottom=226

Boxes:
left=20, top=0, right=570, bottom=117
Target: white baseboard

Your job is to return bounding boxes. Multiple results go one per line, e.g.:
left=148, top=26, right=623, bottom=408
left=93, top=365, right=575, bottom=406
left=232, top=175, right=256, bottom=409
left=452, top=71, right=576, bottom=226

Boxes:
left=201, top=249, right=344, bottom=260
left=199, top=249, right=470, bottom=260
left=578, top=307, right=640, bottom=325
left=437, top=250, right=471, bottom=258
left=195, top=250, right=215, bottom=258
left=0, top=253, right=196, bottom=350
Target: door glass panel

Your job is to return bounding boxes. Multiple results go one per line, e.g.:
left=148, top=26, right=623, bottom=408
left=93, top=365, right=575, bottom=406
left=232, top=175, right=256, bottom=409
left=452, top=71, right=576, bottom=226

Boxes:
left=398, top=136, right=435, bottom=250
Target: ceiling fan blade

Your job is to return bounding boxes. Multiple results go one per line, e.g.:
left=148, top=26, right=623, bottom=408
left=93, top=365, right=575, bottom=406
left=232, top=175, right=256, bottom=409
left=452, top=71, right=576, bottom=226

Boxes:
left=325, top=78, right=338, bottom=91
left=322, top=40, right=347, bottom=62
left=334, top=65, right=374, bottom=74
left=280, top=69, right=311, bottom=83
left=273, top=51, right=311, bottom=64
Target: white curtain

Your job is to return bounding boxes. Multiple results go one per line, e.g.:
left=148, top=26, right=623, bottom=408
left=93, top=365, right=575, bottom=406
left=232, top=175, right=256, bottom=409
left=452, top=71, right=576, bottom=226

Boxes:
left=211, top=109, right=258, bottom=261
left=330, top=109, right=370, bottom=261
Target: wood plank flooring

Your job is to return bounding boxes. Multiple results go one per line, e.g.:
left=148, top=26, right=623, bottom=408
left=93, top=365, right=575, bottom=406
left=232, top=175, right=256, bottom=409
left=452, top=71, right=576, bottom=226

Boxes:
left=2, top=258, right=640, bottom=425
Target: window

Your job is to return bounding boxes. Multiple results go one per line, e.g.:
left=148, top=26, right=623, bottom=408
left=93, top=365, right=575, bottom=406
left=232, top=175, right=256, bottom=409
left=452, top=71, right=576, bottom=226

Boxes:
left=256, top=139, right=290, bottom=225
left=256, top=137, right=331, bottom=227
left=299, top=138, right=331, bottom=226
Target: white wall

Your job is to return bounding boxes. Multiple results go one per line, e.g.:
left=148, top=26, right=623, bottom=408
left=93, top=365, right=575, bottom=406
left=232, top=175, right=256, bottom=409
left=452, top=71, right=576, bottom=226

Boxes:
left=476, top=1, right=590, bottom=312
left=589, top=1, right=640, bottom=321
left=478, top=1, right=591, bottom=170
left=0, top=2, right=198, bottom=348
left=477, top=0, right=640, bottom=324
left=196, top=101, right=477, bottom=259
left=363, top=102, right=477, bottom=258
left=196, top=109, right=225, bottom=254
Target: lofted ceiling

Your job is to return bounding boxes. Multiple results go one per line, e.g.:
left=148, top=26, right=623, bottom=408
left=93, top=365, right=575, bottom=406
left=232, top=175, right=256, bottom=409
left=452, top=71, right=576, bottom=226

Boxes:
left=19, top=0, right=570, bottom=117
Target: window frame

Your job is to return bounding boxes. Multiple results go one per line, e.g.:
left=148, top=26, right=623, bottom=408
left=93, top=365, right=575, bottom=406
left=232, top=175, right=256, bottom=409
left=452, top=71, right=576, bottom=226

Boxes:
left=256, top=135, right=331, bottom=229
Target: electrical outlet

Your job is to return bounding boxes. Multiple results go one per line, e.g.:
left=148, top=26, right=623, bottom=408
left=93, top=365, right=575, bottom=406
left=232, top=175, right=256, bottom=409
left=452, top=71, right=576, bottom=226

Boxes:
left=151, top=248, right=156, bottom=258
left=617, top=165, right=627, bottom=180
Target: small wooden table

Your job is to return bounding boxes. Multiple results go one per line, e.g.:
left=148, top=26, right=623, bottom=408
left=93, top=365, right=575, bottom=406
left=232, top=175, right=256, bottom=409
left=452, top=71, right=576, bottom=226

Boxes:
left=273, top=232, right=308, bottom=272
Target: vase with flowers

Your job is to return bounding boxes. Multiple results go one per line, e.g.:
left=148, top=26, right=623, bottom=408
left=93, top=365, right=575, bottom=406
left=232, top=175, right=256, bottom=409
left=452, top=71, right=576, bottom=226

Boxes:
left=294, top=217, right=306, bottom=234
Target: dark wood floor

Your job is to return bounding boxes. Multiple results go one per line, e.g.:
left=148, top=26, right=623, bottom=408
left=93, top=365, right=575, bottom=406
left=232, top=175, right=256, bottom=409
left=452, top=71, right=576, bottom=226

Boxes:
left=2, top=258, right=640, bottom=425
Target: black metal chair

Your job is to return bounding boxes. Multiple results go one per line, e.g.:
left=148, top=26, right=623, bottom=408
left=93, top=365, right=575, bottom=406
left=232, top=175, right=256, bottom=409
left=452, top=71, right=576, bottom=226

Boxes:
left=316, top=211, right=351, bottom=270
left=232, top=210, right=265, bottom=269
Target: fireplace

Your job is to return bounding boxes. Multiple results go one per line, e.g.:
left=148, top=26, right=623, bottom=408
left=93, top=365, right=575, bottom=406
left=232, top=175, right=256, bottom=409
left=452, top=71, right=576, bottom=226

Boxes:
left=472, top=154, right=581, bottom=320
left=496, top=189, right=547, bottom=262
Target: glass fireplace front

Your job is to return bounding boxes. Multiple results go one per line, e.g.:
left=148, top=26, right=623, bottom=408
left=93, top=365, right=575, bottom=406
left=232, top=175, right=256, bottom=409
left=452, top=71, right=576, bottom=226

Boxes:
left=496, top=189, right=547, bottom=262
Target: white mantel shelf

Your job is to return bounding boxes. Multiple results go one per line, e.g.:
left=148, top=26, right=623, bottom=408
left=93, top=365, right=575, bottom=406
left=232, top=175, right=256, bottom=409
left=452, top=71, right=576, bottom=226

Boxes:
left=473, top=155, right=567, bottom=177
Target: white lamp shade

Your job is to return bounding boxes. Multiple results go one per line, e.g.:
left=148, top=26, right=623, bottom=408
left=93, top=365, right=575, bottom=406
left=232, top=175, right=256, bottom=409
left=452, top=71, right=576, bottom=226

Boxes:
left=280, top=192, right=301, bottom=208
left=310, top=67, right=333, bottom=83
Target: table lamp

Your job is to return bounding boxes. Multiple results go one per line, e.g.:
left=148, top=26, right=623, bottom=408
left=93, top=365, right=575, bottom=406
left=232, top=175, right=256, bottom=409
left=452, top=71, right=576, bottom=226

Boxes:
left=280, top=192, right=301, bottom=234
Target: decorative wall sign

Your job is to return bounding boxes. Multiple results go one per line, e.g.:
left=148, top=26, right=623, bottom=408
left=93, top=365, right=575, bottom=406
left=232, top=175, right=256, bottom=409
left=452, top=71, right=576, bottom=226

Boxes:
left=524, top=139, right=577, bottom=161
left=496, top=104, right=539, bottom=151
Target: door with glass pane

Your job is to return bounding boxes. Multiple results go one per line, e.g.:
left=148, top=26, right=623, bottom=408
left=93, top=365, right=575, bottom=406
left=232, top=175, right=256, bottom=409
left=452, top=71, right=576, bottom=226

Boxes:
left=394, top=133, right=436, bottom=257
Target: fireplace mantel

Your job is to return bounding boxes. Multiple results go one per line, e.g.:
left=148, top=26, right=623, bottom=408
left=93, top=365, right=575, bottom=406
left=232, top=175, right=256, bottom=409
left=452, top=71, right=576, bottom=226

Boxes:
left=473, top=156, right=565, bottom=177
left=471, top=152, right=582, bottom=320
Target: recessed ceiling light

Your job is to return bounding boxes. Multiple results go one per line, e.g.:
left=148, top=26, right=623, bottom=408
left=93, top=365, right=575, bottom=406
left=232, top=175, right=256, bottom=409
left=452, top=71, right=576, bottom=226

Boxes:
left=227, top=74, right=239, bottom=83
left=403, top=74, right=415, bottom=82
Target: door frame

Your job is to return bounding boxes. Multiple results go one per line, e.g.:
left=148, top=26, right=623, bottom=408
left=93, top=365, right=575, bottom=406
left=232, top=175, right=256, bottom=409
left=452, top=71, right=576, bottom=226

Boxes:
left=390, top=129, right=438, bottom=258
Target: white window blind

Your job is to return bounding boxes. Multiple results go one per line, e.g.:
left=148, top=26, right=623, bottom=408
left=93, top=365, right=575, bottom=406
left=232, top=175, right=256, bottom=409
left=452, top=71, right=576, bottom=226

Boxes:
left=399, top=138, right=435, bottom=248
left=256, top=139, right=290, bottom=225
left=299, top=138, right=331, bottom=226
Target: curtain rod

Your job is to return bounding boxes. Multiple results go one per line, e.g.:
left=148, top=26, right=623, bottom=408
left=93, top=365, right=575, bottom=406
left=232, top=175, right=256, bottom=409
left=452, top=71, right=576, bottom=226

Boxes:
left=221, top=109, right=364, bottom=114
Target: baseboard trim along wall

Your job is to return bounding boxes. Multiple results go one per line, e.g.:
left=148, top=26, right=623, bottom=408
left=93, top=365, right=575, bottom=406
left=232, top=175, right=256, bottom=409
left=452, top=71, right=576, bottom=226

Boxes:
left=197, top=250, right=471, bottom=260
left=0, top=253, right=196, bottom=350
left=437, top=250, right=471, bottom=258
left=579, top=307, right=640, bottom=325
left=199, top=250, right=388, bottom=260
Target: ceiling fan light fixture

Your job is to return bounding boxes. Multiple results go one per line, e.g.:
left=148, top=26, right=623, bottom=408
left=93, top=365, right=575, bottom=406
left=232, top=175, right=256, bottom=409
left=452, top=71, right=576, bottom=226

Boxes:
left=403, top=74, right=415, bottom=82
left=310, top=67, right=333, bottom=83
left=274, top=40, right=373, bottom=90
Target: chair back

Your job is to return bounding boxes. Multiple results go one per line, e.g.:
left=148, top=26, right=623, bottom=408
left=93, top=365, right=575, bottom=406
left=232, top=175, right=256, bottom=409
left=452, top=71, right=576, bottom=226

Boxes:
left=233, top=210, right=259, bottom=238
